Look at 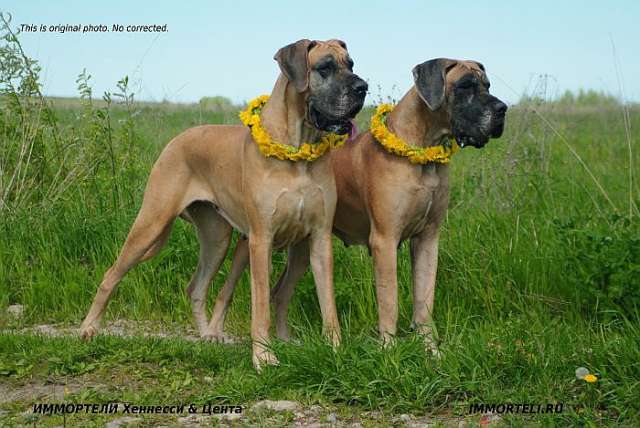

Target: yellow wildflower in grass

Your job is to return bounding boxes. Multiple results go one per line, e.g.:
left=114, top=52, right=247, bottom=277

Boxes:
left=583, top=374, right=598, bottom=383
left=370, top=103, right=459, bottom=164
left=576, top=367, right=598, bottom=383
left=239, top=95, right=348, bottom=162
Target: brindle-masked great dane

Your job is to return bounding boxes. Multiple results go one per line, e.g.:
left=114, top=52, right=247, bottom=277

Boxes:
left=199, top=58, right=507, bottom=352
left=79, top=39, right=368, bottom=370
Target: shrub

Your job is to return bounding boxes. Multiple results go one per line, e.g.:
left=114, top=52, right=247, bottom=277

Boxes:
left=555, top=214, right=640, bottom=320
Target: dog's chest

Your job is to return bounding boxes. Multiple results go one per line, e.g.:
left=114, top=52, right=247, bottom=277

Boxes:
left=400, top=165, right=441, bottom=239
left=270, top=181, right=326, bottom=248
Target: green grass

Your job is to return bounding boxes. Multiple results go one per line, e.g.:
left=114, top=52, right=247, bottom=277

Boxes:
left=1, top=316, right=638, bottom=425
left=2, top=93, right=640, bottom=426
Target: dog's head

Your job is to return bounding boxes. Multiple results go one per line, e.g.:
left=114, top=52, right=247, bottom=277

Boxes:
left=275, top=39, right=367, bottom=135
left=412, top=58, right=507, bottom=148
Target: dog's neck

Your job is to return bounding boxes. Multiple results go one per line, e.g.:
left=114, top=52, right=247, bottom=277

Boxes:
left=260, top=75, right=322, bottom=149
left=386, top=87, right=451, bottom=148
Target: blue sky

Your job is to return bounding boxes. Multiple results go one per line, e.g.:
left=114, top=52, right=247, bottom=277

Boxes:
left=3, top=0, right=640, bottom=105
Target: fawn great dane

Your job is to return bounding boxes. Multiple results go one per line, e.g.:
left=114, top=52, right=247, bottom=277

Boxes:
left=79, top=39, right=367, bottom=369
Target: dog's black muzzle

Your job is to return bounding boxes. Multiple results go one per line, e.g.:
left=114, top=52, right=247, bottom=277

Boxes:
left=310, top=76, right=368, bottom=134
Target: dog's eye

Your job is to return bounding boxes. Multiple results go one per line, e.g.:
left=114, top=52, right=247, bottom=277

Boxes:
left=457, top=80, right=475, bottom=90
left=316, top=62, right=334, bottom=78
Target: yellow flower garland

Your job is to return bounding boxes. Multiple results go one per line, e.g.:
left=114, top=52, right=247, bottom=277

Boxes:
left=239, top=95, right=348, bottom=162
left=370, top=103, right=459, bottom=164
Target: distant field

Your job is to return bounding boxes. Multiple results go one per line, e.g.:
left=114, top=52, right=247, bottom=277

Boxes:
left=1, top=33, right=639, bottom=424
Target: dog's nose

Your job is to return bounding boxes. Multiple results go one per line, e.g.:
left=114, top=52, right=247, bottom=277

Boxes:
left=352, top=79, right=368, bottom=95
left=494, top=100, right=508, bottom=114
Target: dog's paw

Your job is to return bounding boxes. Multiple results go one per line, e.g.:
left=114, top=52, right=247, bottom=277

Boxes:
left=79, top=324, right=98, bottom=341
left=327, top=329, right=341, bottom=349
left=380, top=332, right=397, bottom=349
left=410, top=322, right=441, bottom=358
left=201, top=330, right=237, bottom=344
left=252, top=349, right=279, bottom=372
left=275, top=328, right=292, bottom=343
left=423, top=337, right=442, bottom=359
left=276, top=330, right=301, bottom=346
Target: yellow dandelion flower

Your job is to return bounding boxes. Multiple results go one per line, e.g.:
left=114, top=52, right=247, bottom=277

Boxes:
left=584, top=374, right=598, bottom=383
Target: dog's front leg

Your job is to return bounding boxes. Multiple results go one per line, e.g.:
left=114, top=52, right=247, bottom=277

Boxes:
left=370, top=231, right=399, bottom=344
left=248, top=234, right=278, bottom=370
left=309, top=231, right=341, bottom=346
left=410, top=225, right=440, bottom=355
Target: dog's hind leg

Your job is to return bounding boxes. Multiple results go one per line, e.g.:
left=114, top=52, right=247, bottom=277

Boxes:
left=204, top=235, right=249, bottom=342
left=271, top=239, right=310, bottom=342
left=139, top=223, right=173, bottom=262
left=185, top=202, right=232, bottom=336
left=80, top=189, right=180, bottom=340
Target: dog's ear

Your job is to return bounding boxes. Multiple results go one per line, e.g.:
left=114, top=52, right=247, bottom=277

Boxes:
left=412, top=58, right=457, bottom=111
left=274, top=39, right=317, bottom=92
